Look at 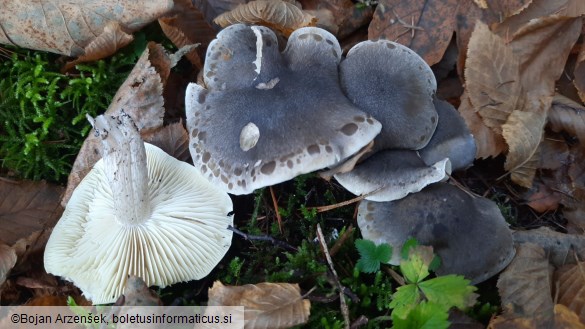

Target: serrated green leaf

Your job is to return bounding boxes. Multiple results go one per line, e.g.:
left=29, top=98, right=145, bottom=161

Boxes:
left=392, top=301, right=450, bottom=329
left=419, top=275, right=478, bottom=310
left=400, top=245, right=434, bottom=284
left=355, top=239, right=392, bottom=273
left=401, top=237, right=420, bottom=260
left=389, top=284, right=420, bottom=319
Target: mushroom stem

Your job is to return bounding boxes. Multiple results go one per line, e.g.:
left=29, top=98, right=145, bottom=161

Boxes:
left=87, top=112, right=152, bottom=225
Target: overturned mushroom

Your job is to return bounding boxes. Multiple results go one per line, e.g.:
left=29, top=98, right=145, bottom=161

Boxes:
left=358, top=183, right=515, bottom=284
left=44, top=113, right=233, bottom=304
left=186, top=24, right=381, bottom=194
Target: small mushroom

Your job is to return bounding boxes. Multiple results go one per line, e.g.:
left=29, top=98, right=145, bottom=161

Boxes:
left=334, top=150, right=450, bottom=202
left=358, top=183, right=516, bottom=284
left=186, top=24, right=381, bottom=194
left=418, top=98, right=476, bottom=171
left=340, top=39, right=438, bottom=151
left=44, top=113, right=234, bottom=304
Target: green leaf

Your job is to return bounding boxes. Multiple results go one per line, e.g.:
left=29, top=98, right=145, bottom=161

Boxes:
left=392, top=301, right=450, bottom=329
left=401, top=237, right=419, bottom=260
left=389, top=284, right=420, bottom=319
left=419, top=275, right=478, bottom=310
left=355, top=239, right=392, bottom=273
left=400, top=245, right=434, bottom=284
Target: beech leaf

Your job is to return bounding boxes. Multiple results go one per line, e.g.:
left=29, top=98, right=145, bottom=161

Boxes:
left=502, top=109, right=547, bottom=188
left=555, top=262, right=585, bottom=323
left=0, top=1, right=173, bottom=59
left=368, top=0, right=459, bottom=66
left=214, top=0, right=317, bottom=36
left=465, top=21, right=520, bottom=133
left=549, top=94, right=585, bottom=144
left=0, top=180, right=63, bottom=246
left=497, top=243, right=554, bottom=326
left=208, top=281, right=310, bottom=329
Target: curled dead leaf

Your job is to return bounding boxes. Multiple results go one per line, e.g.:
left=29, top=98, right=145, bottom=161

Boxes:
left=214, top=0, right=316, bottom=36
left=208, top=281, right=310, bottom=329
left=465, top=21, right=520, bottom=133
left=549, top=94, right=585, bottom=144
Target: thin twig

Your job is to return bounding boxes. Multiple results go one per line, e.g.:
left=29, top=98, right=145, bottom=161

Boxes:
left=269, top=186, right=283, bottom=234
left=228, top=225, right=297, bottom=252
left=317, top=224, right=350, bottom=329
left=329, top=225, right=355, bottom=257
left=310, top=186, right=383, bottom=213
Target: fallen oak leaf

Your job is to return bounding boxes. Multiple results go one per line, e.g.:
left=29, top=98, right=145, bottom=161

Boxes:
left=208, top=281, right=310, bottom=329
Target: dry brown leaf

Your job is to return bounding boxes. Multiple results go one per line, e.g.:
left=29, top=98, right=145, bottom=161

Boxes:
left=159, top=0, right=216, bottom=69
left=64, top=21, right=134, bottom=71
left=465, top=21, right=520, bottom=132
left=511, top=16, right=582, bottom=98
left=208, top=281, right=310, bottom=329
left=497, top=243, right=555, bottom=327
left=301, top=0, right=373, bottom=38
left=214, top=0, right=316, bottom=36
left=502, top=109, right=547, bottom=188
left=0, top=1, right=173, bottom=58
left=0, top=244, right=17, bottom=287
left=574, top=44, right=585, bottom=103
left=0, top=180, right=63, bottom=246
left=62, top=43, right=173, bottom=207
left=555, top=304, right=585, bottom=329
left=495, top=0, right=585, bottom=37
left=524, top=180, right=562, bottom=213
left=142, top=121, right=191, bottom=163
left=118, top=276, right=162, bottom=306
left=555, top=262, right=585, bottom=323
left=458, top=92, right=508, bottom=158
left=549, top=94, right=585, bottom=144
left=512, top=227, right=585, bottom=267
left=368, top=0, right=458, bottom=66
left=488, top=315, right=537, bottom=329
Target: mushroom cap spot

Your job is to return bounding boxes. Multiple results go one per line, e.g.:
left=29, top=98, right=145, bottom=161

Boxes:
left=186, top=26, right=382, bottom=195
left=44, top=143, right=234, bottom=304
left=340, top=40, right=438, bottom=151
left=240, top=122, right=260, bottom=152
left=419, top=98, right=477, bottom=171
left=283, top=27, right=342, bottom=73
left=335, top=149, right=450, bottom=202
left=357, top=183, right=516, bottom=284
left=204, top=24, right=282, bottom=91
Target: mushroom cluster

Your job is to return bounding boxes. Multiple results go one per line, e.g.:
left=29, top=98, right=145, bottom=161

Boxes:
left=45, top=113, right=234, bottom=304
left=185, top=24, right=514, bottom=283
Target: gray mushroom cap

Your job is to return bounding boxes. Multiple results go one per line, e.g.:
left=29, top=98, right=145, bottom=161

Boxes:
left=358, top=183, right=516, bottom=284
left=186, top=25, right=382, bottom=194
left=418, top=98, right=476, bottom=171
left=334, top=150, right=450, bottom=202
left=340, top=40, right=438, bottom=151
